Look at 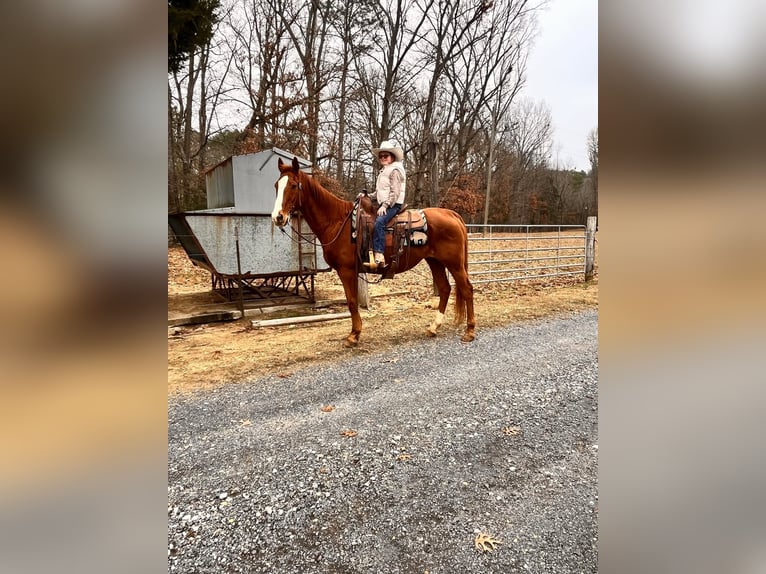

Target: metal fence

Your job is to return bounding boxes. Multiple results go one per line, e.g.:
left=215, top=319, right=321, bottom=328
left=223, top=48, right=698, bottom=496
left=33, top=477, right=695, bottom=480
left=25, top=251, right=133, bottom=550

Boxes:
left=464, top=221, right=596, bottom=285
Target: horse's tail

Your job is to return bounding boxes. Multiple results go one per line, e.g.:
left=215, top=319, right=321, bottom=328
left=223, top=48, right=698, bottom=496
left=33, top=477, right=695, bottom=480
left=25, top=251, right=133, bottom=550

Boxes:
left=454, top=284, right=467, bottom=327
left=453, top=214, right=469, bottom=326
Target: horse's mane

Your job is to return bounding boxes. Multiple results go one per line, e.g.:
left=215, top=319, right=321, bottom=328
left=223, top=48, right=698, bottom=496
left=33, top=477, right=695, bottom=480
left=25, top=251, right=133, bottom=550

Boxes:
left=299, top=170, right=353, bottom=216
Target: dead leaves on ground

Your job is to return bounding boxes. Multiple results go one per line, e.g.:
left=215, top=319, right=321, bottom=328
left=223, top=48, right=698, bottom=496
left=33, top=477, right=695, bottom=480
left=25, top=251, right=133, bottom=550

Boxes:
left=502, top=426, right=521, bottom=436
left=474, top=532, right=503, bottom=553
left=320, top=405, right=335, bottom=412
left=340, top=429, right=357, bottom=438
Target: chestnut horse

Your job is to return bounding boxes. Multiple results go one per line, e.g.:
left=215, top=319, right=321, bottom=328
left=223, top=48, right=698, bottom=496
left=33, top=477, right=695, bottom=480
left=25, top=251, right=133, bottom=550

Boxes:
left=272, top=156, right=475, bottom=346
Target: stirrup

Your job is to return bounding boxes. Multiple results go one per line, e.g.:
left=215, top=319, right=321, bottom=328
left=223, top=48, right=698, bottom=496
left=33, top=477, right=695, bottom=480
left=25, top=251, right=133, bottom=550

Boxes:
left=362, top=251, right=386, bottom=270
left=363, top=250, right=379, bottom=270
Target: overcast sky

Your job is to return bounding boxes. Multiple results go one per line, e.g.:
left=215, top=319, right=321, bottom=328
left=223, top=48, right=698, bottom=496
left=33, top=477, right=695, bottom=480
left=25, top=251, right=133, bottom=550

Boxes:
left=523, top=0, right=598, bottom=171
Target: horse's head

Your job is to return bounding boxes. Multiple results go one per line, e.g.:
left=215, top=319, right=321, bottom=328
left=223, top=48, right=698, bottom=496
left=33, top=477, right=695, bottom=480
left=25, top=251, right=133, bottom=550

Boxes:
left=271, top=156, right=303, bottom=228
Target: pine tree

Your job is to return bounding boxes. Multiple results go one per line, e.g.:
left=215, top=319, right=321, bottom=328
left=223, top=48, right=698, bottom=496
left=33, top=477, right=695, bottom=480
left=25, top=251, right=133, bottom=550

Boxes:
left=168, top=0, right=220, bottom=74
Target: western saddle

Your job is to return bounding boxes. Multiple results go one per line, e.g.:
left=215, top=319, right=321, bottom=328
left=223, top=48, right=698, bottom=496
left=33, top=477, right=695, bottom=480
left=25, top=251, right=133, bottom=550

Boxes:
left=353, top=194, right=428, bottom=278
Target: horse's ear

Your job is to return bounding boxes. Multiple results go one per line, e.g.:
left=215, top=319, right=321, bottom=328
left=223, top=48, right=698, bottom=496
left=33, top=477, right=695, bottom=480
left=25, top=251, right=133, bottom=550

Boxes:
left=278, top=158, right=285, bottom=171
left=292, top=156, right=300, bottom=173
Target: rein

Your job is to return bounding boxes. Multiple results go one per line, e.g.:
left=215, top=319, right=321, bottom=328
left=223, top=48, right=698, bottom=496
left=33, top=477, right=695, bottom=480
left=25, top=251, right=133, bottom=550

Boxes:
left=278, top=193, right=358, bottom=249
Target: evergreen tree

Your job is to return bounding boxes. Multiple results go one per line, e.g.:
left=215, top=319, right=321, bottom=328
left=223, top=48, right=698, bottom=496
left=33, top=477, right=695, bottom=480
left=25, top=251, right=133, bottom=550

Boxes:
left=168, top=0, right=220, bottom=74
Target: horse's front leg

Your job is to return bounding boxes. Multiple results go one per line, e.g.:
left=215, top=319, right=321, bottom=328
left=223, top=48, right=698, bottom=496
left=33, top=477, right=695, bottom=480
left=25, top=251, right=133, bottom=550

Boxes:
left=337, top=267, right=362, bottom=347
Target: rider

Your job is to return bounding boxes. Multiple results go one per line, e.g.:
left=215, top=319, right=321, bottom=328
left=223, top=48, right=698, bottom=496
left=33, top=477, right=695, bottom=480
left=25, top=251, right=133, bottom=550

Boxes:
left=366, top=140, right=406, bottom=269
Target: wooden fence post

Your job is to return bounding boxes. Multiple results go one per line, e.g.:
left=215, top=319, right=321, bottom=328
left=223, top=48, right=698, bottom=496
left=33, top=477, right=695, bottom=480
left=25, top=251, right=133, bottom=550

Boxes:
left=358, top=274, right=369, bottom=309
left=585, top=216, right=597, bottom=281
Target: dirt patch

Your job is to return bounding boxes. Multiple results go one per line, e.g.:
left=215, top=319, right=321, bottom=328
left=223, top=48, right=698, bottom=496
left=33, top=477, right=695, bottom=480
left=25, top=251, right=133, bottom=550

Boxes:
left=168, top=246, right=598, bottom=395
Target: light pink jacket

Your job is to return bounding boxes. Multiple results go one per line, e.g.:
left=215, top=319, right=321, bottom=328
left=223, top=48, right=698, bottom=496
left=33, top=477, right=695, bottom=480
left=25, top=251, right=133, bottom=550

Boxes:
left=375, top=162, right=406, bottom=206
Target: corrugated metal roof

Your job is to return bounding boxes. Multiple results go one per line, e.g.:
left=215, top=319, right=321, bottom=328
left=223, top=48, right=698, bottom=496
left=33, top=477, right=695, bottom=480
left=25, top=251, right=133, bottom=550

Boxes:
left=203, top=148, right=312, bottom=175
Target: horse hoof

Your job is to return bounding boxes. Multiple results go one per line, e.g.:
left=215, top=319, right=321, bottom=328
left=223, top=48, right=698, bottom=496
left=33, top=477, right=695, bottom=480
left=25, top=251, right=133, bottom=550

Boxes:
left=343, top=337, right=358, bottom=348
left=461, top=332, right=475, bottom=343
left=425, top=329, right=437, bottom=338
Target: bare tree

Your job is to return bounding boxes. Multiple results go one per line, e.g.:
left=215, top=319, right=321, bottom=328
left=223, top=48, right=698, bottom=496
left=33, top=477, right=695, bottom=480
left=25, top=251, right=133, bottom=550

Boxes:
left=168, top=46, right=210, bottom=209
left=326, top=0, right=377, bottom=185
left=276, top=0, right=338, bottom=164
left=502, top=97, right=553, bottom=221
left=587, top=126, right=598, bottom=213
left=412, top=0, right=494, bottom=207
left=366, top=0, right=433, bottom=144
left=477, top=0, right=538, bottom=229
left=168, top=1, right=235, bottom=212
left=197, top=8, right=237, bottom=172
left=439, top=0, right=543, bottom=220
left=219, top=0, right=325, bottom=156
left=167, top=0, right=561, bottom=223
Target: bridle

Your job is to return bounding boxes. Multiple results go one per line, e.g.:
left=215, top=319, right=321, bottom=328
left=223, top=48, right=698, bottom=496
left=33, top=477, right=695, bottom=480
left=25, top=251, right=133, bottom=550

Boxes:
left=275, top=173, right=304, bottom=225
left=283, top=174, right=303, bottom=213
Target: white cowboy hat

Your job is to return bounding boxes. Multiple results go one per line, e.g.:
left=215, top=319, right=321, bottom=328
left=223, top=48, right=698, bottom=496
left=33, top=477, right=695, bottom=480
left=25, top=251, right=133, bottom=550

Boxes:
left=371, top=140, right=404, bottom=162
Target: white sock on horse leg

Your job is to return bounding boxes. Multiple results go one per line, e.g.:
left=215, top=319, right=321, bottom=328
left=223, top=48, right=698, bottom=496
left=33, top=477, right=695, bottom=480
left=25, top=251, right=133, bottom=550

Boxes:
left=429, top=311, right=445, bottom=332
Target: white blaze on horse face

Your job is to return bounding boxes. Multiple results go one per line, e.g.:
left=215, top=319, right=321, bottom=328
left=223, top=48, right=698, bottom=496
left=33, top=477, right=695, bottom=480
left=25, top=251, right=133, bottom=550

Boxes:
left=272, top=176, right=288, bottom=225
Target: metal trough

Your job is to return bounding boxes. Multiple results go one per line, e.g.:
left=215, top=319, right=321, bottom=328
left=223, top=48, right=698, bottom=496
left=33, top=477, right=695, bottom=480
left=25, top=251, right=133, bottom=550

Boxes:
left=169, top=148, right=335, bottom=304
left=170, top=149, right=332, bottom=304
left=169, top=210, right=329, bottom=303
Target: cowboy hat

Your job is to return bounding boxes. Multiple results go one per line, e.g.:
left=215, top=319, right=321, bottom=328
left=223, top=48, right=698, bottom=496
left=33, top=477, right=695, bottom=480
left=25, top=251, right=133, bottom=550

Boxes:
left=371, top=140, right=404, bottom=162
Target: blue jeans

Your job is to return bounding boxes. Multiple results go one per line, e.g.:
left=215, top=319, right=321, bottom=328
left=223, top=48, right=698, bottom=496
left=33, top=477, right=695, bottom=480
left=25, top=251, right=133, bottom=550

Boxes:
left=373, top=203, right=401, bottom=254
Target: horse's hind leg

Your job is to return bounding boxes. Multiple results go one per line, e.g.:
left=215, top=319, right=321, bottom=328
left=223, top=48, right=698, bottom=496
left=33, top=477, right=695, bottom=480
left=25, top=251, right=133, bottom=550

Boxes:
left=450, top=266, right=476, bottom=342
left=337, top=267, right=362, bottom=347
left=425, top=258, right=451, bottom=337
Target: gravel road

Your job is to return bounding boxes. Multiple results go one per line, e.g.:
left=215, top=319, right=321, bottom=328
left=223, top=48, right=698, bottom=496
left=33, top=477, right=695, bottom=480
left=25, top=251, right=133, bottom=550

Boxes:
left=168, top=309, right=598, bottom=573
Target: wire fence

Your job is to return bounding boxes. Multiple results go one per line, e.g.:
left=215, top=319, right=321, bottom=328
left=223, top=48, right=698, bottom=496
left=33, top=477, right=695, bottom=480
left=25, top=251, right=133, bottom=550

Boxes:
left=169, top=219, right=598, bottom=322
left=464, top=223, right=594, bottom=285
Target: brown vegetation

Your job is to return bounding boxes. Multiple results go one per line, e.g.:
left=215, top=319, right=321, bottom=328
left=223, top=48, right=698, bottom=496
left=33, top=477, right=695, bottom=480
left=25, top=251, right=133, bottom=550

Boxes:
left=168, top=244, right=598, bottom=396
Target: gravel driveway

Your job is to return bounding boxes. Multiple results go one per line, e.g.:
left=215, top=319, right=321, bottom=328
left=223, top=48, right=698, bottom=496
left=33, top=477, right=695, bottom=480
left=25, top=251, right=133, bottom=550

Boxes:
left=168, top=309, right=598, bottom=573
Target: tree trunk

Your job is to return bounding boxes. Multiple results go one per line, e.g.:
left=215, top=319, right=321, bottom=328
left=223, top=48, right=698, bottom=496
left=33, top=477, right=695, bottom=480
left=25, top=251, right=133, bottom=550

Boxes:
left=197, top=43, right=209, bottom=177
left=336, top=44, right=348, bottom=184
left=181, top=53, right=197, bottom=209
left=428, top=136, right=439, bottom=207
left=483, top=118, right=498, bottom=232
left=168, top=83, right=180, bottom=213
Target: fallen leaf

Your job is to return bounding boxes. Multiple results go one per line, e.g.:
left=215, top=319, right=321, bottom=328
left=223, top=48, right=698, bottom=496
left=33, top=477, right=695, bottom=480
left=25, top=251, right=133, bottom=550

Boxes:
left=474, top=532, right=502, bottom=552
left=502, top=426, right=521, bottom=436
left=340, top=429, right=357, bottom=438
left=276, top=372, right=292, bottom=378
left=396, top=453, right=412, bottom=461
left=320, top=405, right=335, bottom=412
left=240, top=419, right=252, bottom=426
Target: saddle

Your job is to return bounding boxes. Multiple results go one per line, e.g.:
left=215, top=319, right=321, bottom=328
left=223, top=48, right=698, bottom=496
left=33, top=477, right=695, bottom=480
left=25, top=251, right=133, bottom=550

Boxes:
left=353, top=195, right=428, bottom=278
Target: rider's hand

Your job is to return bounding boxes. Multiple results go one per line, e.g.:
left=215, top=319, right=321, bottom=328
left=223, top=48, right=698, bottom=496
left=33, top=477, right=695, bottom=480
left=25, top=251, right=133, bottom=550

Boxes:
left=377, top=204, right=387, bottom=217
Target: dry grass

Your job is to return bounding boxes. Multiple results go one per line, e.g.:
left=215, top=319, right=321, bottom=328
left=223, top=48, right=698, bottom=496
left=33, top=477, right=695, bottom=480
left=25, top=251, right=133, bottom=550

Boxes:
left=168, top=238, right=598, bottom=396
